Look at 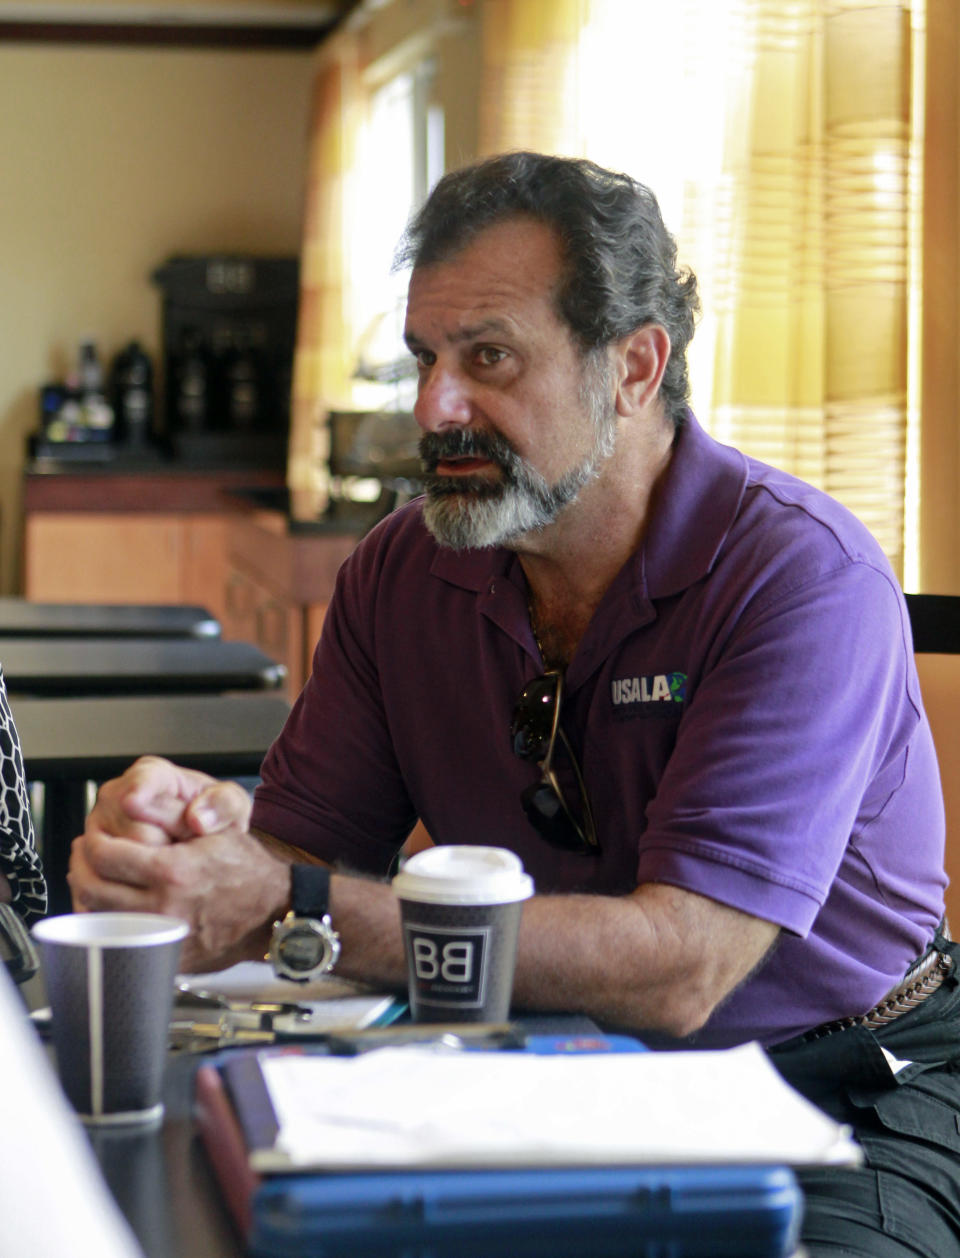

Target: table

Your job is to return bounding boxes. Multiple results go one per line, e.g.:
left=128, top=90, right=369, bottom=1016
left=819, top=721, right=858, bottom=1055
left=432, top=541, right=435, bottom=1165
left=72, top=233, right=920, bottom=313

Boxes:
left=86, top=1017, right=605, bottom=1258
left=1, top=638, right=285, bottom=697
left=81, top=1027, right=808, bottom=1258
left=16, top=692, right=291, bottom=914
left=88, top=1053, right=239, bottom=1258
left=0, top=599, right=221, bottom=639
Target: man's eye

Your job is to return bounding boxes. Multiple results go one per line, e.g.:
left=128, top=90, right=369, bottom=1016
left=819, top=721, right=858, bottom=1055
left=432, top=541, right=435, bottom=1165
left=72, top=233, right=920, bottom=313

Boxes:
left=414, top=349, right=435, bottom=368
left=476, top=347, right=507, bottom=366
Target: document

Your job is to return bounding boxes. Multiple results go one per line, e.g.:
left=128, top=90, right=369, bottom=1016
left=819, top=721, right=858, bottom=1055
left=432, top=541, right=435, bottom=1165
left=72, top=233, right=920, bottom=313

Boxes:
left=177, top=961, right=404, bottom=1034
left=248, top=1040, right=860, bottom=1172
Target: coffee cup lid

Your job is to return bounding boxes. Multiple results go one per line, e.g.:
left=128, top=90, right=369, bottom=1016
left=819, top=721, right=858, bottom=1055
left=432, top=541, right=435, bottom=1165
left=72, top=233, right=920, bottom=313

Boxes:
left=32, top=912, right=189, bottom=948
left=392, top=845, right=534, bottom=905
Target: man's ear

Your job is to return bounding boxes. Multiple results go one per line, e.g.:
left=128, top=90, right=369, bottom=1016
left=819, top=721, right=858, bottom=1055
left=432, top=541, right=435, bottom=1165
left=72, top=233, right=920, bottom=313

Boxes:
left=612, top=324, right=671, bottom=417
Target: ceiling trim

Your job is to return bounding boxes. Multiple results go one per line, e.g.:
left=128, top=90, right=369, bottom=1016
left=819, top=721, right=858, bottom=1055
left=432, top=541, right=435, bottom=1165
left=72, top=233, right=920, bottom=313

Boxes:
left=0, top=3, right=351, bottom=48
left=0, top=22, right=329, bottom=46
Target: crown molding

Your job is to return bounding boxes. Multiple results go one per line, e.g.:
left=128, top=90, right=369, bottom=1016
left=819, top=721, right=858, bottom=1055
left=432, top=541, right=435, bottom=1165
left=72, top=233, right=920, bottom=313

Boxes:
left=0, top=3, right=355, bottom=47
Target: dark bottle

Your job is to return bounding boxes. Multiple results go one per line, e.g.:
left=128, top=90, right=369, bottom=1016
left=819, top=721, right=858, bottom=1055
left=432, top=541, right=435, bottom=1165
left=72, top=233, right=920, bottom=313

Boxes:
left=173, top=328, right=209, bottom=432
left=111, top=341, right=154, bottom=445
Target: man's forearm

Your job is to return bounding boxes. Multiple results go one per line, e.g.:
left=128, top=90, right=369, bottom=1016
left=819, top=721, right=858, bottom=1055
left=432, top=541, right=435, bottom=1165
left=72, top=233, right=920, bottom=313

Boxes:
left=325, top=870, right=778, bottom=1034
left=328, top=873, right=408, bottom=989
left=509, top=883, right=778, bottom=1035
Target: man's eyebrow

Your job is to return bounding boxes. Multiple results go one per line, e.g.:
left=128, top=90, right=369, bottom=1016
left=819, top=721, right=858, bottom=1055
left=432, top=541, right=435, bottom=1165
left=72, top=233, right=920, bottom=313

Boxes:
left=404, top=318, right=513, bottom=350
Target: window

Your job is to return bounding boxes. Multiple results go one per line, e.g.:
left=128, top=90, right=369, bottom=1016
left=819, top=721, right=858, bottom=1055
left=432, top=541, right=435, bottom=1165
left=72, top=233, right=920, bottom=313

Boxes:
left=349, top=59, right=443, bottom=412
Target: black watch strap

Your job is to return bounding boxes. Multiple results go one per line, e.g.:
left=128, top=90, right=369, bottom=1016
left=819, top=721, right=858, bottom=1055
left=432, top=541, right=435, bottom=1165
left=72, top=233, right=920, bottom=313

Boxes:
left=290, top=864, right=331, bottom=920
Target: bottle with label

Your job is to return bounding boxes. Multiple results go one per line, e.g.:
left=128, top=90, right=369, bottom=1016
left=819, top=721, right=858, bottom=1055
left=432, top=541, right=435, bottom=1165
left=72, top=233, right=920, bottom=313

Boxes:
left=111, top=341, right=154, bottom=445
left=76, top=339, right=114, bottom=440
left=79, top=338, right=102, bottom=389
left=58, top=373, right=84, bottom=441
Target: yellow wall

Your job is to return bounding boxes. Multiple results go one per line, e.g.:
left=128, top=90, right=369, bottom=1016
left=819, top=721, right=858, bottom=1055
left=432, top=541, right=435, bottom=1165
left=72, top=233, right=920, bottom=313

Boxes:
left=0, top=40, right=315, bottom=592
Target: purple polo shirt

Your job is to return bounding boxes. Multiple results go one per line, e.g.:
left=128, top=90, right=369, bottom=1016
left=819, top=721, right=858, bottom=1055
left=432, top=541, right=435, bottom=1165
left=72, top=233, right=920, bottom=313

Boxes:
left=253, top=413, right=946, bottom=1047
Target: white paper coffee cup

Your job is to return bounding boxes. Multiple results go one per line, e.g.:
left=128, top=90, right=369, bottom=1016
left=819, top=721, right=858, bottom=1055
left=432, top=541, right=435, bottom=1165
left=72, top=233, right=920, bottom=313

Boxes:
left=392, top=847, right=533, bottom=1023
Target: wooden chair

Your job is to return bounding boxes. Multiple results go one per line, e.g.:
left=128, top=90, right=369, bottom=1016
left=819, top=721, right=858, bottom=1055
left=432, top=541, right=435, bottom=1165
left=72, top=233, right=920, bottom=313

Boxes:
left=905, top=593, right=960, bottom=928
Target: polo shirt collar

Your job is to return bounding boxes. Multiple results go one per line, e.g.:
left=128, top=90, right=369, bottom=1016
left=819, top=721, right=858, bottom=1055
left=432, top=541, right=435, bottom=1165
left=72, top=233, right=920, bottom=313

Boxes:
left=642, top=411, right=748, bottom=599
left=430, top=543, right=533, bottom=654
left=560, top=415, right=747, bottom=686
left=426, top=412, right=748, bottom=674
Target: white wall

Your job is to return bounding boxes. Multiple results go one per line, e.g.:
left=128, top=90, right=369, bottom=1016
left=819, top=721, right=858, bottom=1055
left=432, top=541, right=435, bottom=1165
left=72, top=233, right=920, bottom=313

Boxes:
left=0, top=39, right=315, bottom=591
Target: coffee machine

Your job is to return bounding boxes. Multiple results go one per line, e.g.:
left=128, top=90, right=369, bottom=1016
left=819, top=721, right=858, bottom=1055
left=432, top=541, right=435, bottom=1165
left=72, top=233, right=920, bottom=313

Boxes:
left=152, top=255, right=298, bottom=467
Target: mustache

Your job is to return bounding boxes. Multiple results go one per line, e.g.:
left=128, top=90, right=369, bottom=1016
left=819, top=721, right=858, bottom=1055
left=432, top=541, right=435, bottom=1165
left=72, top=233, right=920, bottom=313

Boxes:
left=418, top=428, right=520, bottom=475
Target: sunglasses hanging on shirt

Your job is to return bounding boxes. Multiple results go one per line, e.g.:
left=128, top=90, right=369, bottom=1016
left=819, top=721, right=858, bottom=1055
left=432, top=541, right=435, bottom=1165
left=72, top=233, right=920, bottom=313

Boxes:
left=510, top=670, right=599, bottom=853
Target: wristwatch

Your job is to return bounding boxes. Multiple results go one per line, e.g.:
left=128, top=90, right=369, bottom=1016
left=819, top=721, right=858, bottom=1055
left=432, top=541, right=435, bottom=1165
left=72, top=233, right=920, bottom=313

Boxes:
left=267, top=865, right=341, bottom=982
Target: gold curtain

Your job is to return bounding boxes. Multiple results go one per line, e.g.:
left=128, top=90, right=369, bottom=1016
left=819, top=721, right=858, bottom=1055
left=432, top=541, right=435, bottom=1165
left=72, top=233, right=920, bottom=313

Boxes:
left=287, top=27, right=363, bottom=518
left=474, top=0, right=922, bottom=582
left=686, top=0, right=920, bottom=582
left=477, top=0, right=585, bottom=156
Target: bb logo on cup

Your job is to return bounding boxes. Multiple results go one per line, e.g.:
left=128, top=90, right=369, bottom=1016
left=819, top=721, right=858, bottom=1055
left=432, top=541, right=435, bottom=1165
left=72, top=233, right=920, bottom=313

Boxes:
left=406, top=924, right=489, bottom=1006
left=392, top=846, right=534, bottom=1023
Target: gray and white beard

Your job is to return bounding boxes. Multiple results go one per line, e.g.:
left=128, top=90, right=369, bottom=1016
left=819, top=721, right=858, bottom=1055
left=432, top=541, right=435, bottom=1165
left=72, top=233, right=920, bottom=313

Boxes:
left=419, top=363, right=617, bottom=551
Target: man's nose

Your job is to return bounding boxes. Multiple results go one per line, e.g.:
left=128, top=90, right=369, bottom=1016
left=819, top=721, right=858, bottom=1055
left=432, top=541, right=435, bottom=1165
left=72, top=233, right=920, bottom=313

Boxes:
left=414, top=365, right=473, bottom=431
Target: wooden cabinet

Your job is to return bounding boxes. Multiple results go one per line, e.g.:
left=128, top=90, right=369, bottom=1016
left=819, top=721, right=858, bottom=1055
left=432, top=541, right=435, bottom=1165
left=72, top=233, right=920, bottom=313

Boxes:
left=22, top=467, right=284, bottom=629
left=222, top=562, right=307, bottom=698
left=21, top=467, right=354, bottom=700
left=222, top=513, right=356, bottom=699
left=24, top=513, right=229, bottom=617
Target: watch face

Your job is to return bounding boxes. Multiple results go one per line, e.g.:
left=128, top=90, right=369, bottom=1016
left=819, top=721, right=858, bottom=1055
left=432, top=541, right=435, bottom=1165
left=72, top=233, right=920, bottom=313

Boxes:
left=271, top=913, right=341, bottom=982
left=281, top=921, right=331, bottom=975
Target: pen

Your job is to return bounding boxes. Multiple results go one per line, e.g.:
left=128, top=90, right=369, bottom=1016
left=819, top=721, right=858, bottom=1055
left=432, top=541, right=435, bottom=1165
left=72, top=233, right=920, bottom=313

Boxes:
left=323, top=1023, right=522, bottom=1054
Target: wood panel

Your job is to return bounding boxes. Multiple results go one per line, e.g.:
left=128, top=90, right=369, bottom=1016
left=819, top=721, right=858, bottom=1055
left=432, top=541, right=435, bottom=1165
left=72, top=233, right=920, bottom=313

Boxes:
left=181, top=516, right=230, bottom=627
left=24, top=513, right=184, bottom=603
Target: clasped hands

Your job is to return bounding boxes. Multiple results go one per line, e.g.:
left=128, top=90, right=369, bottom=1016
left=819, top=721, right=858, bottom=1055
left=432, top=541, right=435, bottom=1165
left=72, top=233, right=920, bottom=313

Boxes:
left=68, top=756, right=290, bottom=971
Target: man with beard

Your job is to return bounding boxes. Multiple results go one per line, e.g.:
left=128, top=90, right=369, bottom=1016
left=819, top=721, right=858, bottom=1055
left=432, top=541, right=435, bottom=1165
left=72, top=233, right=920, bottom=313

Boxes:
left=71, top=153, right=958, bottom=1255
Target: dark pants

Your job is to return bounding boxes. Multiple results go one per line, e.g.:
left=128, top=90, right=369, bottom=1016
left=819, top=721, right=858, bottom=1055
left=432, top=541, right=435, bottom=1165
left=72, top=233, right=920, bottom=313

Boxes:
left=769, top=928, right=960, bottom=1256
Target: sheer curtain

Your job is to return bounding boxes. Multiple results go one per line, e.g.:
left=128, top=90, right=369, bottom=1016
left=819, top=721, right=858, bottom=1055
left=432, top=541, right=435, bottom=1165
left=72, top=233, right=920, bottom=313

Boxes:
left=671, top=0, right=922, bottom=583
left=477, top=0, right=585, bottom=156
left=287, top=26, right=363, bottom=518
left=477, top=0, right=924, bottom=582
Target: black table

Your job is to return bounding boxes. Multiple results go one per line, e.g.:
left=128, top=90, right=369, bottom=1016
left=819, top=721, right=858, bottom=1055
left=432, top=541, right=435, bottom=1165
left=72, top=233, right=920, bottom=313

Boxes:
left=0, top=599, right=221, bottom=639
left=88, top=1052, right=240, bottom=1258
left=16, top=692, right=291, bottom=915
left=85, top=1016, right=605, bottom=1258
left=84, top=1045, right=809, bottom=1258
left=1, top=638, right=285, bottom=697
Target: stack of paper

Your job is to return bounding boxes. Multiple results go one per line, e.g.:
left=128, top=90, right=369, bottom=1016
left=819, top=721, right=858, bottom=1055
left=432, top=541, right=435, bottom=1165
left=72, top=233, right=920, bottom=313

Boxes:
left=248, top=1040, right=860, bottom=1172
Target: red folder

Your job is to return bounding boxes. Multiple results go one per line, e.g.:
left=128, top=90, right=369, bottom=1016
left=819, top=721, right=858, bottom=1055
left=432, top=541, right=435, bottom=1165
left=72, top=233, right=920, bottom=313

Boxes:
left=194, top=1063, right=261, bottom=1237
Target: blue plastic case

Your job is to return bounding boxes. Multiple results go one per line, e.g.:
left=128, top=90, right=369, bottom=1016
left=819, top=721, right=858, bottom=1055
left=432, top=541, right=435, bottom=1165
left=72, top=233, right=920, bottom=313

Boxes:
left=248, top=1162, right=803, bottom=1258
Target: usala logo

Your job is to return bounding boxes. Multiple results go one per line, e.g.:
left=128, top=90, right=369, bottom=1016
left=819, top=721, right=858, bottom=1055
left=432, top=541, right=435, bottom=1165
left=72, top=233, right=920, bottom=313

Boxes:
left=611, top=671, right=686, bottom=719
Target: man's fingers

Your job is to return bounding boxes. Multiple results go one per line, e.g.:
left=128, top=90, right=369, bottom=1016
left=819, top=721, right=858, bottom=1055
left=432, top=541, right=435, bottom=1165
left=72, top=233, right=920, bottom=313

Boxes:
left=183, top=780, right=253, bottom=837
left=68, top=831, right=163, bottom=912
left=92, top=757, right=219, bottom=843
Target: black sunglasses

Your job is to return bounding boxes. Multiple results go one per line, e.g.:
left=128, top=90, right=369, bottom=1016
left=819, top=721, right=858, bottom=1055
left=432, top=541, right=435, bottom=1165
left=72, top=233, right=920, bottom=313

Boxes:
left=510, top=670, right=599, bottom=852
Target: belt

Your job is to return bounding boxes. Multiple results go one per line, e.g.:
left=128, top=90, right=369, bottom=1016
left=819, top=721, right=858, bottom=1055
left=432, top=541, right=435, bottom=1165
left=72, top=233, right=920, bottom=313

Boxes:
left=802, top=938, right=954, bottom=1042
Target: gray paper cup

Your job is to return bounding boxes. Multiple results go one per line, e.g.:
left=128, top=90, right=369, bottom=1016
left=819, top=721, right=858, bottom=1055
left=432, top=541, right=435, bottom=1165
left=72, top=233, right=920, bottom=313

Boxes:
left=32, top=912, right=188, bottom=1127
left=392, top=846, right=534, bottom=1023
